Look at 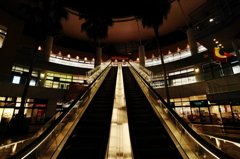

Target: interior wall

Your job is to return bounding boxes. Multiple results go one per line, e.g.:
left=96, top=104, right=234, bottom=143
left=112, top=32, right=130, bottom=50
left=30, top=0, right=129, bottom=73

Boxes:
left=0, top=9, right=24, bottom=74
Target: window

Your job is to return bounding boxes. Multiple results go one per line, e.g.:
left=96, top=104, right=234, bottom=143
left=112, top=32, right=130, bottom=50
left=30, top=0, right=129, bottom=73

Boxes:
left=0, top=25, right=7, bottom=48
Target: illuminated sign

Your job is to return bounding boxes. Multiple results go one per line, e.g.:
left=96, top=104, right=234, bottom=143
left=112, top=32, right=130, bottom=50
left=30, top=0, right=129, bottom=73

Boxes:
left=35, top=104, right=46, bottom=107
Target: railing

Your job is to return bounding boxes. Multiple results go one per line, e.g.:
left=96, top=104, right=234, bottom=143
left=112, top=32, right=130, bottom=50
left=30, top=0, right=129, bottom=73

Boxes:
left=86, top=61, right=111, bottom=84
left=205, top=74, right=240, bottom=94
left=197, top=132, right=240, bottom=159
left=8, top=62, right=112, bottom=159
left=130, top=62, right=152, bottom=84
left=128, top=62, right=234, bottom=159
left=143, top=45, right=208, bottom=67
left=0, top=112, right=61, bottom=159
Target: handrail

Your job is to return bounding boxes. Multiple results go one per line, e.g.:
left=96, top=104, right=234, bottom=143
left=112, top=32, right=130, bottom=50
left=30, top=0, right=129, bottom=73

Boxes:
left=8, top=62, right=112, bottom=159
left=128, top=62, right=234, bottom=159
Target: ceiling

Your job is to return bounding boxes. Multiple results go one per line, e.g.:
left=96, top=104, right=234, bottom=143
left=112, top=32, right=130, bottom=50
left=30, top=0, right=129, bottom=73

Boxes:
left=1, top=0, right=208, bottom=53
left=61, top=0, right=207, bottom=44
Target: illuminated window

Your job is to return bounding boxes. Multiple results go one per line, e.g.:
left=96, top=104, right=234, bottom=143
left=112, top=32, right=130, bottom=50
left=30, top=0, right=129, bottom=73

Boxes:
left=0, top=25, right=7, bottom=48
left=12, top=76, right=21, bottom=84
left=232, top=65, right=240, bottom=74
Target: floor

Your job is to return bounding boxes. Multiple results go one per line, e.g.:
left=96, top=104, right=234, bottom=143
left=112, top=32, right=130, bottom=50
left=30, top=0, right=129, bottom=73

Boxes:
left=0, top=124, right=239, bottom=158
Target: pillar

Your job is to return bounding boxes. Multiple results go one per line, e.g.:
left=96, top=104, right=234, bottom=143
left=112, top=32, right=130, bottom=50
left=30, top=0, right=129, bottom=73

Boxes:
left=138, top=45, right=145, bottom=67
left=43, top=35, right=53, bottom=61
left=230, top=37, right=240, bottom=66
left=96, top=46, right=102, bottom=67
left=187, top=28, right=198, bottom=55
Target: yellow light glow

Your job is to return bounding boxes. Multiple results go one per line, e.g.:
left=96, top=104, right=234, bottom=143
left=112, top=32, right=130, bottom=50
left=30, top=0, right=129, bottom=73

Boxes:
left=213, top=39, right=216, bottom=41
left=84, top=57, right=87, bottom=61
left=76, top=56, right=79, bottom=59
left=168, top=50, right=172, bottom=54
left=58, top=51, right=62, bottom=55
left=92, top=58, right=95, bottom=61
left=137, top=58, right=139, bottom=61
left=38, top=46, right=42, bottom=51
left=216, top=41, right=219, bottom=44
left=195, top=68, right=199, bottom=73
left=186, top=44, right=190, bottom=49
left=67, top=54, right=71, bottom=58
left=177, top=47, right=181, bottom=52
left=152, top=54, right=155, bottom=58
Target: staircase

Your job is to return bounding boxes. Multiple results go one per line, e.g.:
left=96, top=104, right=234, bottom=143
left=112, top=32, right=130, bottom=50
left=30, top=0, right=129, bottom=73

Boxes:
left=122, top=67, right=183, bottom=159
left=57, top=67, right=117, bottom=159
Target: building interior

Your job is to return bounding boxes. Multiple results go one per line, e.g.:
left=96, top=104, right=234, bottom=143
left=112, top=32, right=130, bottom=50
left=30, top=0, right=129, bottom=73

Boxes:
left=0, top=0, right=240, bottom=158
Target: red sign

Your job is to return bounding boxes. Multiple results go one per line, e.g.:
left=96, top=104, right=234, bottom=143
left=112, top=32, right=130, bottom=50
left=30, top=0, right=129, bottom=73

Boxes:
left=35, top=104, right=46, bottom=107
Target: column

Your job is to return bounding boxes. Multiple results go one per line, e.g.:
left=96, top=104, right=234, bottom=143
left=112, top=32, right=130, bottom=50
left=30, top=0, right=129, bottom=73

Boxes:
left=187, top=28, right=198, bottom=56
left=43, top=35, right=53, bottom=61
left=230, top=37, right=240, bottom=66
left=138, top=45, right=145, bottom=67
left=96, top=46, right=102, bottom=67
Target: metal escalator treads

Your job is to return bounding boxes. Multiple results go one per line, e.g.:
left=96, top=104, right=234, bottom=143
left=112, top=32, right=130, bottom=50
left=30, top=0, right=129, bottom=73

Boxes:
left=57, top=67, right=118, bottom=159
left=122, top=67, right=183, bottom=159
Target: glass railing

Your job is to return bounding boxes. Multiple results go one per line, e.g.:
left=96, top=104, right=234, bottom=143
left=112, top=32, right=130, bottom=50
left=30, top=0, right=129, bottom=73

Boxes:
left=86, top=61, right=111, bottom=84
left=205, top=74, right=240, bottom=94
left=0, top=112, right=62, bottom=159
left=8, top=63, right=112, bottom=159
left=143, top=45, right=208, bottom=67
left=197, top=132, right=240, bottom=159
left=130, top=62, right=152, bottom=84
left=128, top=62, right=234, bottom=159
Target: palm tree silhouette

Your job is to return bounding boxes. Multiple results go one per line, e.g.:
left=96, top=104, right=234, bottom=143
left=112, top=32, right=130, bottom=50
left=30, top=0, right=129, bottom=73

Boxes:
left=79, top=13, right=113, bottom=67
left=134, top=0, right=173, bottom=104
left=16, top=0, right=69, bottom=127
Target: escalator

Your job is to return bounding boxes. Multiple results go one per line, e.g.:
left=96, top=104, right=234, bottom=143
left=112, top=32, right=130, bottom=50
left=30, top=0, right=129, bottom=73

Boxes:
left=57, top=67, right=117, bottom=159
left=122, top=67, right=183, bottom=159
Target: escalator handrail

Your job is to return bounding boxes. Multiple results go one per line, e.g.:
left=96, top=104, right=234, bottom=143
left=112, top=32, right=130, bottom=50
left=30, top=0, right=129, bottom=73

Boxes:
left=9, top=62, right=112, bottom=159
left=128, top=62, right=234, bottom=159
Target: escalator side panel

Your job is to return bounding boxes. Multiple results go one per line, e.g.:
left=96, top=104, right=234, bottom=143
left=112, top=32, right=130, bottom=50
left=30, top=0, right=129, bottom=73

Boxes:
left=122, top=67, right=183, bottom=159
left=57, top=67, right=118, bottom=159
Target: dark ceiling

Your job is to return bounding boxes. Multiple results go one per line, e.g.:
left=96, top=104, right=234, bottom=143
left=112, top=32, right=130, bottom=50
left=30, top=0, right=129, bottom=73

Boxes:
left=1, top=0, right=207, bottom=55
left=66, top=0, right=136, bottom=18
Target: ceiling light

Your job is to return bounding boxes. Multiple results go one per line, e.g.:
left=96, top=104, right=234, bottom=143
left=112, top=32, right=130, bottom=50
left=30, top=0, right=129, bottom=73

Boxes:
left=213, top=39, right=216, bottom=41
left=209, top=18, right=214, bottom=22
left=215, top=41, right=219, bottom=44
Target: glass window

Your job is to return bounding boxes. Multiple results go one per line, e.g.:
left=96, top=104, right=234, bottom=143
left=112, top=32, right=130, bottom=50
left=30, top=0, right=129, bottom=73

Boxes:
left=182, top=101, right=190, bottom=106
left=45, top=80, right=52, bottom=88
left=25, top=103, right=34, bottom=107
left=189, top=95, right=207, bottom=101
left=232, top=65, right=240, bottom=74
left=12, top=76, right=21, bottom=84
left=200, top=107, right=211, bottom=123
left=0, top=97, right=6, bottom=101
left=53, top=82, right=59, bottom=88
left=16, top=97, right=21, bottom=102
left=191, top=107, right=201, bottom=123
left=1, top=108, right=14, bottom=125
left=7, top=97, right=16, bottom=101
left=0, top=102, right=5, bottom=107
